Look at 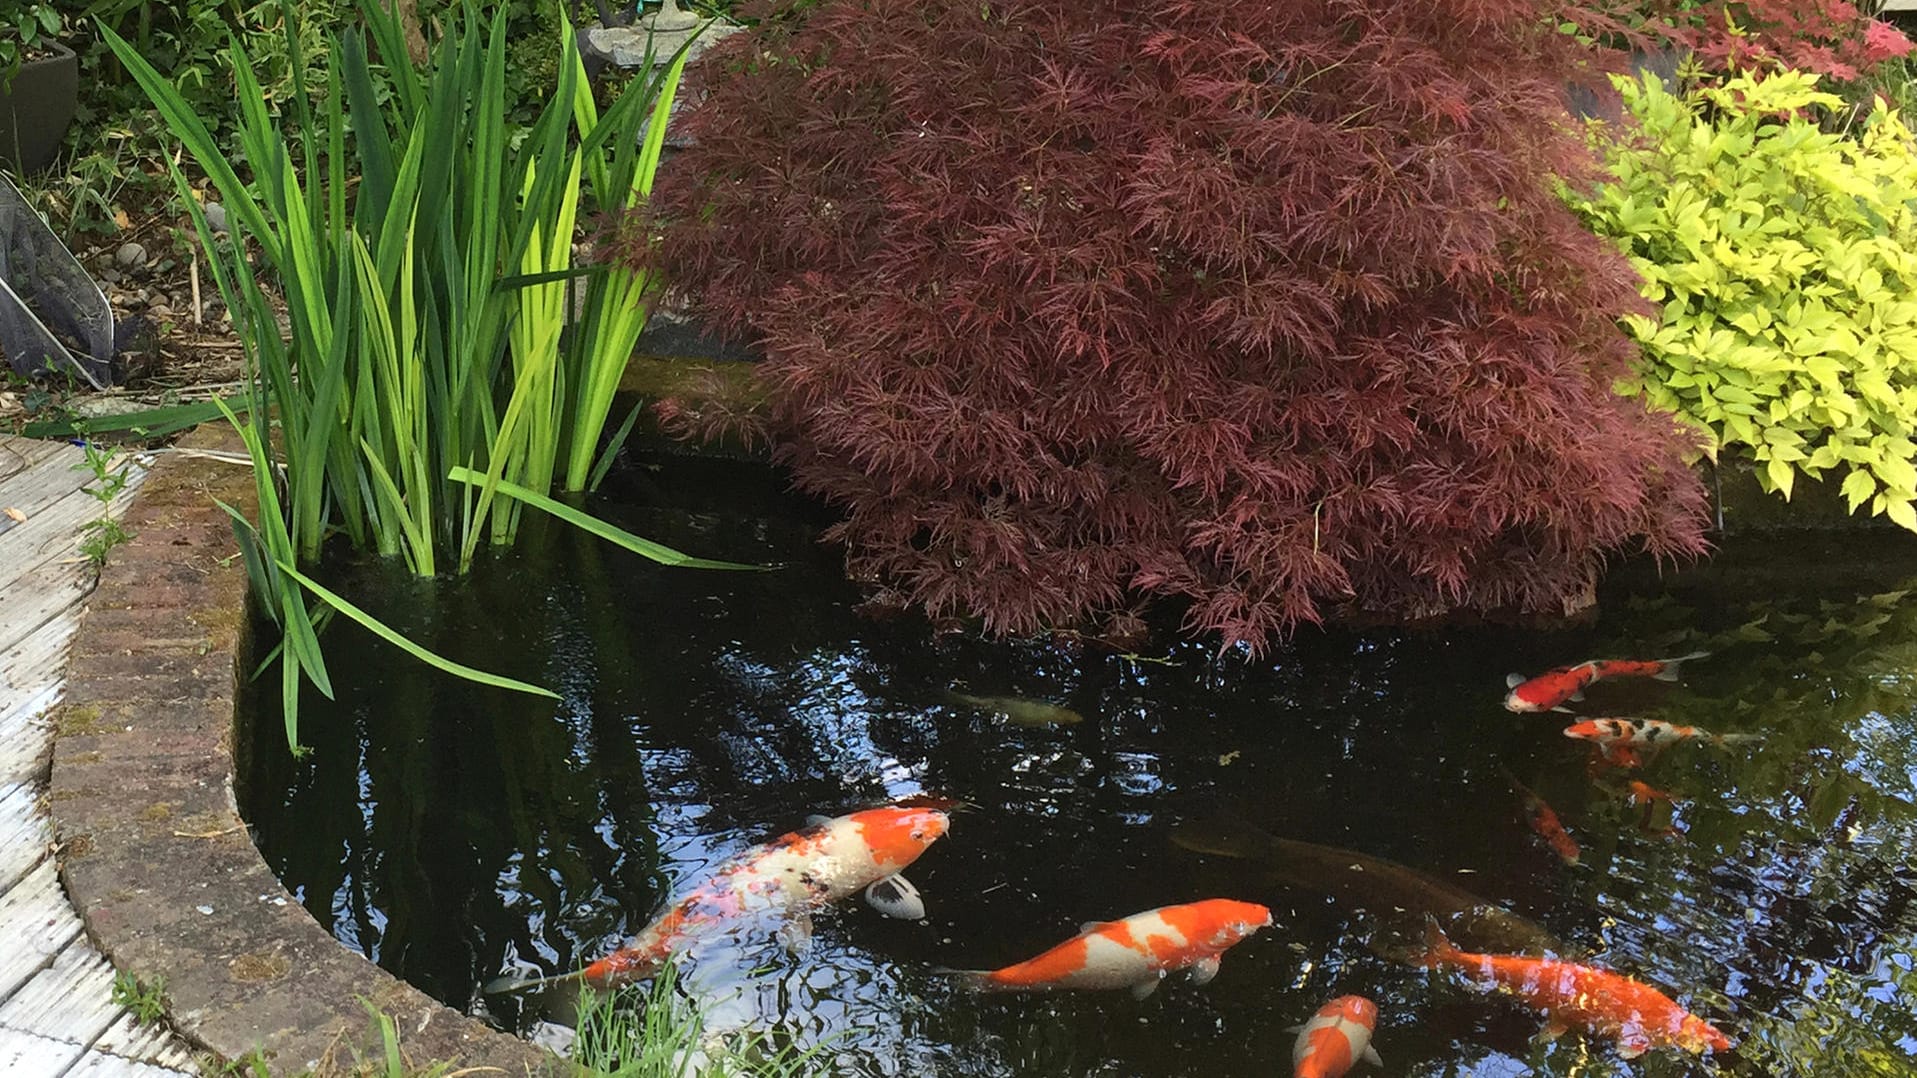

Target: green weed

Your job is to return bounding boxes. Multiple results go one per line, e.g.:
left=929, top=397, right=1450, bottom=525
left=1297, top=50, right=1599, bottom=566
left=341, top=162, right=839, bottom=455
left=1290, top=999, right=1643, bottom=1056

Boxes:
left=110, top=969, right=168, bottom=1026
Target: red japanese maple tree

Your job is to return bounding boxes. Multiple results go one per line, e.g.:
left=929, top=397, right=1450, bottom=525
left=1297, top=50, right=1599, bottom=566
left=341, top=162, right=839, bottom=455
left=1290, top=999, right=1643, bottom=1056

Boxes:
left=627, top=0, right=1710, bottom=648
left=1675, top=1, right=1915, bottom=82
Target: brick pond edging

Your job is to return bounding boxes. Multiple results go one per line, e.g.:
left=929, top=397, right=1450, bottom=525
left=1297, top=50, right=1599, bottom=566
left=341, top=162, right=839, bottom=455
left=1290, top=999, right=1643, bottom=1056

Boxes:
left=46, top=426, right=558, bottom=1076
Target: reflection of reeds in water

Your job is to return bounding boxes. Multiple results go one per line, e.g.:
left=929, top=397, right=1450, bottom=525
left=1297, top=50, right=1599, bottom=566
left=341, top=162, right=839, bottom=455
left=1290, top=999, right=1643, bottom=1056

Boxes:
left=573, top=962, right=836, bottom=1078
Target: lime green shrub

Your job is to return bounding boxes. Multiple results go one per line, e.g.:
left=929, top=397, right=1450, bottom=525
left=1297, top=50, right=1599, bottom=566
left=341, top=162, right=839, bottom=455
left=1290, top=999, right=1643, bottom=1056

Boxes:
left=1567, top=70, right=1917, bottom=529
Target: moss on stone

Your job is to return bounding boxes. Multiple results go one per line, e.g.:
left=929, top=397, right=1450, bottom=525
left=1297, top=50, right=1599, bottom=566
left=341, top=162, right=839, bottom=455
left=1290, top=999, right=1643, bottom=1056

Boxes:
left=54, top=704, right=102, bottom=737
left=228, top=951, right=291, bottom=984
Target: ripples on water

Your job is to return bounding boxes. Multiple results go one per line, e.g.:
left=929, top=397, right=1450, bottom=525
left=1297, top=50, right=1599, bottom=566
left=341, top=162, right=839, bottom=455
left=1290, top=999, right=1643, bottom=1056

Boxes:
left=240, top=460, right=1917, bottom=1076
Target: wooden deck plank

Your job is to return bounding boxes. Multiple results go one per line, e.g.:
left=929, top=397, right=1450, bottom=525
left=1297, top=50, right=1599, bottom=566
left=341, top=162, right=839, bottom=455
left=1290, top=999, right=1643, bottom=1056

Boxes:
left=0, top=686, right=61, bottom=791
left=0, top=606, right=79, bottom=704
left=0, top=440, right=187, bottom=1074
left=90, top=1014, right=198, bottom=1071
left=0, top=1025, right=87, bottom=1074
left=0, top=783, right=49, bottom=894
left=0, top=437, right=73, bottom=508
left=0, top=860, right=84, bottom=1006
left=0, top=444, right=90, bottom=529
left=0, top=484, right=109, bottom=598
left=0, top=937, right=123, bottom=1048
left=0, top=559, right=97, bottom=662
left=64, top=1051, right=199, bottom=1078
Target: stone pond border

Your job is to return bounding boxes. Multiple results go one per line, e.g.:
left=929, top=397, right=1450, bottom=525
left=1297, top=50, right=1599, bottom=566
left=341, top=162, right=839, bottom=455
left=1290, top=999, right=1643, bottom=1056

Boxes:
left=46, top=425, right=558, bottom=1076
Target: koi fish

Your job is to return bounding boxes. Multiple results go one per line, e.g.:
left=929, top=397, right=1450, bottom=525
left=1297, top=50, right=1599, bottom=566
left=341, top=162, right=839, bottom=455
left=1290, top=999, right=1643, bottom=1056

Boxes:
left=943, top=689, right=1084, bottom=727
left=1502, top=769, right=1580, bottom=866
left=1563, top=718, right=1762, bottom=764
left=1419, top=921, right=1731, bottom=1058
left=944, top=899, right=1272, bottom=998
left=1626, top=780, right=1676, bottom=807
left=1171, top=815, right=1566, bottom=957
left=1503, top=651, right=1709, bottom=713
left=1623, top=780, right=1683, bottom=837
left=484, top=805, right=950, bottom=993
left=1290, top=995, right=1382, bottom=1078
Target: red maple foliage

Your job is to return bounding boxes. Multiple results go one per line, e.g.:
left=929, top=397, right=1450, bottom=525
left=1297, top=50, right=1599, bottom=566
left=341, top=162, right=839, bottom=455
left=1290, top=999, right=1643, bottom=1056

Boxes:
left=625, top=0, right=1710, bottom=649
left=1657, top=1, right=1914, bottom=82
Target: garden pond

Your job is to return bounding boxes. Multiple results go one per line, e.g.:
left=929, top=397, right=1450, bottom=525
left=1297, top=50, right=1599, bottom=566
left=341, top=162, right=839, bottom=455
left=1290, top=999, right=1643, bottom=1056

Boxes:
left=239, top=454, right=1917, bottom=1077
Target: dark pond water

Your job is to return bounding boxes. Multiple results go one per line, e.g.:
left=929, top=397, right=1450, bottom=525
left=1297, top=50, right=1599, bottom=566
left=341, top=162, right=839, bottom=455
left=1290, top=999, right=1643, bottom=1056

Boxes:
left=239, top=454, right=1917, bottom=1077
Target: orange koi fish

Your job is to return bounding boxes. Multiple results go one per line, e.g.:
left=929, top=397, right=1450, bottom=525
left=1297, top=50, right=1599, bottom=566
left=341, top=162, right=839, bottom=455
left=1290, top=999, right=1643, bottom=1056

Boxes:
left=1502, top=769, right=1580, bottom=866
left=1626, top=780, right=1676, bottom=807
left=1420, top=922, right=1732, bottom=1059
left=1503, top=651, right=1708, bottom=713
left=1564, top=719, right=1761, bottom=766
left=486, top=805, right=949, bottom=993
left=947, top=899, right=1272, bottom=998
left=1290, top=995, right=1382, bottom=1078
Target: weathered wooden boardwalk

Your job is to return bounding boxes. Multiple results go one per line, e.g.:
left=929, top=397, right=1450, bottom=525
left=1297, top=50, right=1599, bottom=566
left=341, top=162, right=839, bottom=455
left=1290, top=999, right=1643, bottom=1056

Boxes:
left=0, top=435, right=196, bottom=1077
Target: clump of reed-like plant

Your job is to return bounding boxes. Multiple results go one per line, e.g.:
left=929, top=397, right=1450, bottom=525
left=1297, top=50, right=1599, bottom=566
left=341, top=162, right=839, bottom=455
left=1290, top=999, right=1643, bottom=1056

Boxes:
left=103, top=0, right=748, bottom=752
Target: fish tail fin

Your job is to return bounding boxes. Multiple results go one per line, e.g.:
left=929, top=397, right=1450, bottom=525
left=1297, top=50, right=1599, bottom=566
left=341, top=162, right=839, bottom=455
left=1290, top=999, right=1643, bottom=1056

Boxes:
left=1715, top=732, right=1764, bottom=746
left=1654, top=651, right=1711, bottom=681
left=1419, top=918, right=1462, bottom=967
left=929, top=967, right=997, bottom=991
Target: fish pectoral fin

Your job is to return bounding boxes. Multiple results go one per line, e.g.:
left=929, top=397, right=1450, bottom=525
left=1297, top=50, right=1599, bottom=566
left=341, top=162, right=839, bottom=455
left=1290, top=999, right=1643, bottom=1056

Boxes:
left=1362, top=1044, right=1382, bottom=1067
left=864, top=874, right=926, bottom=920
left=1552, top=705, right=1575, bottom=714
left=1567, top=688, right=1585, bottom=702
left=1129, top=975, right=1163, bottom=1000
left=1506, top=673, right=1527, bottom=688
left=1079, top=920, right=1112, bottom=935
left=1282, top=1024, right=1305, bottom=1035
left=1616, top=1035, right=1651, bottom=1060
left=1186, top=955, right=1222, bottom=986
left=1537, top=1019, right=1570, bottom=1042
left=805, top=814, right=833, bottom=828
left=776, top=912, right=815, bottom=956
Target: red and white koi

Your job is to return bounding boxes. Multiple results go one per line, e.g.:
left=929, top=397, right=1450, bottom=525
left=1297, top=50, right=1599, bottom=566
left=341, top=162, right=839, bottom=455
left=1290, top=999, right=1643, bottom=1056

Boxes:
left=1503, top=651, right=1708, bottom=713
left=946, top=899, right=1272, bottom=998
left=486, top=805, right=950, bottom=993
left=1290, top=995, right=1382, bottom=1078
left=1563, top=718, right=1761, bottom=765
left=1420, top=922, right=1732, bottom=1059
left=1503, top=769, right=1580, bottom=866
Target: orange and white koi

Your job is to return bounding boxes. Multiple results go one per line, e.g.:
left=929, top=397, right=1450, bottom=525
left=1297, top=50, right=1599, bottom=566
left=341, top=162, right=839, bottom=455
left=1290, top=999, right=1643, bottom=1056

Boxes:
left=1563, top=718, right=1761, bottom=763
left=1503, top=651, right=1708, bottom=713
left=1420, top=922, right=1731, bottom=1059
left=1503, top=769, right=1580, bottom=866
left=1290, top=995, right=1382, bottom=1078
left=946, top=899, right=1272, bottom=998
left=485, top=805, right=950, bottom=993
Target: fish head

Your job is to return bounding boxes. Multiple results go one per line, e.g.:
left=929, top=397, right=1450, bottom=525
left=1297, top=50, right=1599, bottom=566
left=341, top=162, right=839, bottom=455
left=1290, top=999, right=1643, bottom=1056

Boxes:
left=1325, top=994, right=1379, bottom=1029
left=1676, top=1014, right=1732, bottom=1054
left=1503, top=689, right=1540, bottom=713
left=1191, top=899, right=1274, bottom=945
left=849, top=806, right=950, bottom=871
left=1562, top=720, right=1603, bottom=742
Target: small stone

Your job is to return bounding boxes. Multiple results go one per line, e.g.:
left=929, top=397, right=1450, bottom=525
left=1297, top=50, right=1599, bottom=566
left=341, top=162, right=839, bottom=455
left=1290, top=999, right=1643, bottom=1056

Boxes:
left=148, top=305, right=173, bottom=322
left=115, top=242, right=148, bottom=270
left=203, top=201, right=228, bottom=234
left=195, top=904, right=214, bottom=915
left=99, top=268, right=122, bottom=285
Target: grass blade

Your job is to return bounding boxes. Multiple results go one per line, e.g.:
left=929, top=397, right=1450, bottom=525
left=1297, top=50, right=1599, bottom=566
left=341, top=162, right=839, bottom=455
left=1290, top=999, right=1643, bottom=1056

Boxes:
left=274, top=559, right=560, bottom=700
left=447, top=466, right=769, bottom=570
